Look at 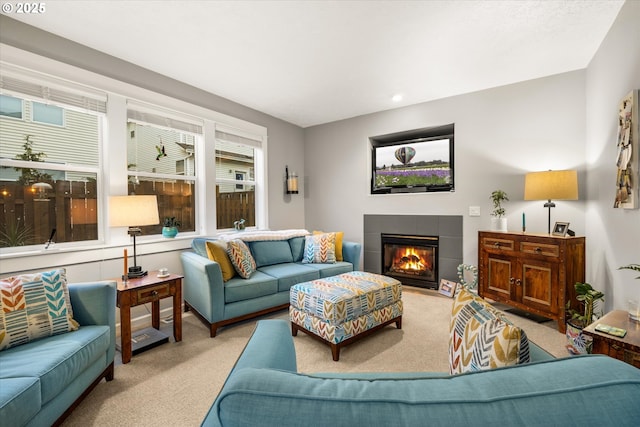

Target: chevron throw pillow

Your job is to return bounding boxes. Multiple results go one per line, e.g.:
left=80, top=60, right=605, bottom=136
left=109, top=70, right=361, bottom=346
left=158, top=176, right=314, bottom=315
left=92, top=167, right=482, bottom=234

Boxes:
left=448, top=287, right=530, bottom=374
left=302, top=232, right=336, bottom=264
left=226, top=239, right=257, bottom=279
left=0, top=268, right=79, bottom=351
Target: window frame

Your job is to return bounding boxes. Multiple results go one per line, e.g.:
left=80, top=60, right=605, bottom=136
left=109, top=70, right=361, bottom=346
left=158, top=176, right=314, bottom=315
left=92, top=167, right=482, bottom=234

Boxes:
left=125, top=101, right=203, bottom=237
left=214, top=127, right=265, bottom=230
left=0, top=85, right=105, bottom=252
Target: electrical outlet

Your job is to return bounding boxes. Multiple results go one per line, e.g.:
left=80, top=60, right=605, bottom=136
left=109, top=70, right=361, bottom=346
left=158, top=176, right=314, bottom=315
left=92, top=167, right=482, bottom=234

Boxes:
left=469, top=206, right=481, bottom=217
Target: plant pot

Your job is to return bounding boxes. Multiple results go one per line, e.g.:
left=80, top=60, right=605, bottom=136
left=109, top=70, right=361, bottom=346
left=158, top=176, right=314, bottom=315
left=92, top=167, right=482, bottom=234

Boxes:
left=490, top=217, right=507, bottom=232
left=162, top=226, right=178, bottom=238
left=565, top=320, right=593, bottom=355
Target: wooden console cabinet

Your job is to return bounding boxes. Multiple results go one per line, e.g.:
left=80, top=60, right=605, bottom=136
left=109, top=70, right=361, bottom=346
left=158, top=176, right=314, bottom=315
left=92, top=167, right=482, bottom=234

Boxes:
left=478, top=231, right=585, bottom=333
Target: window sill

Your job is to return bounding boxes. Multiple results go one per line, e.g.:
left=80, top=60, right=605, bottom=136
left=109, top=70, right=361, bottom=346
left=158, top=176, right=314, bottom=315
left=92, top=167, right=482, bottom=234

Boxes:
left=0, top=234, right=196, bottom=276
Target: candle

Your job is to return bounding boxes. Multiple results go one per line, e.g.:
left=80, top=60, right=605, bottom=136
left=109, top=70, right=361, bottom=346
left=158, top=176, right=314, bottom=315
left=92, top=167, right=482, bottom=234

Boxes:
left=123, top=249, right=128, bottom=277
left=522, top=212, right=526, bottom=232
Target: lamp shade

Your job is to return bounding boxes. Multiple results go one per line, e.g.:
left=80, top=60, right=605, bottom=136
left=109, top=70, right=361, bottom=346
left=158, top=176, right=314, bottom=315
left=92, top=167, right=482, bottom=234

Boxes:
left=524, top=170, right=578, bottom=201
left=109, top=195, right=159, bottom=227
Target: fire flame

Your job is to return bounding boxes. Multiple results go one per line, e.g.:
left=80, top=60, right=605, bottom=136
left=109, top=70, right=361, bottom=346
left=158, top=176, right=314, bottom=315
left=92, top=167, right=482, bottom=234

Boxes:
left=393, top=247, right=431, bottom=272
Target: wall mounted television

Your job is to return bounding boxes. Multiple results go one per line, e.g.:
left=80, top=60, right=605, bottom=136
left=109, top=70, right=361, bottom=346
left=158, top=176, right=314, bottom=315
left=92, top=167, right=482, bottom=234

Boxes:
left=370, top=123, right=454, bottom=194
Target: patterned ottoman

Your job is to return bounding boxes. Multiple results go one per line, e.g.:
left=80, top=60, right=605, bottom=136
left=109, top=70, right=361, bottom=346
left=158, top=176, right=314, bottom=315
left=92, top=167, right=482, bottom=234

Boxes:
left=290, top=271, right=403, bottom=361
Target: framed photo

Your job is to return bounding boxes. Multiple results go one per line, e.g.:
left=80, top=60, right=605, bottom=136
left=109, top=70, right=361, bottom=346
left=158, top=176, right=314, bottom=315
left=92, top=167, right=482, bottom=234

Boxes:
left=438, top=279, right=457, bottom=298
left=552, top=221, right=570, bottom=237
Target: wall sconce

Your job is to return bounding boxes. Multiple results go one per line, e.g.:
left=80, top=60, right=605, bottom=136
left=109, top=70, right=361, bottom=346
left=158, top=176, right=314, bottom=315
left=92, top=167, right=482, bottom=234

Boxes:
left=32, top=182, right=53, bottom=201
left=285, top=165, right=299, bottom=194
left=524, top=170, right=578, bottom=234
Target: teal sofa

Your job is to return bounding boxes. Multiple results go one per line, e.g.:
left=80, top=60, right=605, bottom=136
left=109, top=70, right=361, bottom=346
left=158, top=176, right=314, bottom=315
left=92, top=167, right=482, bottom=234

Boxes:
left=181, top=235, right=361, bottom=337
left=0, top=281, right=116, bottom=427
left=203, top=319, right=640, bottom=426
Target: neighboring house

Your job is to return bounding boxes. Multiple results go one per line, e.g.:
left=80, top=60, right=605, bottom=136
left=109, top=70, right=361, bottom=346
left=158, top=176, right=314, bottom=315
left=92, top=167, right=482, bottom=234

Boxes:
left=0, top=94, right=99, bottom=183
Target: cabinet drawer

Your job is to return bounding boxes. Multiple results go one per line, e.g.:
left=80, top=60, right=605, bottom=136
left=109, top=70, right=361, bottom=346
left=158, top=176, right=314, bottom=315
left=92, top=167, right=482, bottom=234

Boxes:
left=137, top=284, right=171, bottom=303
left=482, top=237, right=514, bottom=251
left=520, top=242, right=559, bottom=257
left=612, top=344, right=640, bottom=369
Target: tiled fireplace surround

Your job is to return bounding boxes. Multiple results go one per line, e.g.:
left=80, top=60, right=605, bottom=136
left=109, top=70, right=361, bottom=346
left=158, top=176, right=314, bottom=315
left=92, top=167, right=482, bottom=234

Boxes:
left=363, top=214, right=463, bottom=289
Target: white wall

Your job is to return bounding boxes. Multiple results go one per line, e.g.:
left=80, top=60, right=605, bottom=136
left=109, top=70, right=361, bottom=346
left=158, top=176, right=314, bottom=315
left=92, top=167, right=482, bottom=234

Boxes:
left=585, top=0, right=640, bottom=311
left=304, top=70, right=587, bottom=269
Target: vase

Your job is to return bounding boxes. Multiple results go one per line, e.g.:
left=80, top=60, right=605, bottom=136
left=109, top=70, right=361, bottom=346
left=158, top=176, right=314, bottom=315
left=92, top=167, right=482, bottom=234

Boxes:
left=490, top=217, right=507, bottom=232
left=629, top=299, right=640, bottom=322
left=162, top=226, right=178, bottom=238
left=565, top=320, right=592, bottom=355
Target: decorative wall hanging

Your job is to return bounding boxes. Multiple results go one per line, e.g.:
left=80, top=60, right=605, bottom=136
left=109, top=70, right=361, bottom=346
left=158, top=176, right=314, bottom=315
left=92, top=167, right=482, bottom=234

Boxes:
left=614, top=90, right=639, bottom=209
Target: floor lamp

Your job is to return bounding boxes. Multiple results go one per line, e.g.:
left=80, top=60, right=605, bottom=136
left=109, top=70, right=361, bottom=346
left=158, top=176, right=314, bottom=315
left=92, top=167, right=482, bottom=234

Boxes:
left=110, top=195, right=160, bottom=279
left=524, top=170, right=578, bottom=234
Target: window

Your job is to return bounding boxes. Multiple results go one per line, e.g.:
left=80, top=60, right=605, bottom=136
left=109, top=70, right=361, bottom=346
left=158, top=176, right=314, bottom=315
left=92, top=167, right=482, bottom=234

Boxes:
left=0, top=58, right=268, bottom=253
left=235, top=171, right=246, bottom=190
left=127, top=103, right=201, bottom=235
left=0, top=95, right=23, bottom=119
left=32, top=102, right=64, bottom=126
left=0, top=73, right=105, bottom=248
left=215, top=130, right=261, bottom=229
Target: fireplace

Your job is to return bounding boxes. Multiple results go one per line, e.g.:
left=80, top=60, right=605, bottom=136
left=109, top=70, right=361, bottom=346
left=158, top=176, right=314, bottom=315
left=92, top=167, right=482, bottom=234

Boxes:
left=381, top=233, right=438, bottom=289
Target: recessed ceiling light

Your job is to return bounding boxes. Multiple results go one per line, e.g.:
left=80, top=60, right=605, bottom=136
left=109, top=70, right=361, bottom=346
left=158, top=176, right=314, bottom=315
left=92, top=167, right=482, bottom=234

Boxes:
left=392, top=94, right=403, bottom=102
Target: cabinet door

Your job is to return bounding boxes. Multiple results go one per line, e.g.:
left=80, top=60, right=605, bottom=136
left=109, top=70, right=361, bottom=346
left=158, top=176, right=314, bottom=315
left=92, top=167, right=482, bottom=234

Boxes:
left=484, top=254, right=513, bottom=300
left=520, top=258, right=559, bottom=315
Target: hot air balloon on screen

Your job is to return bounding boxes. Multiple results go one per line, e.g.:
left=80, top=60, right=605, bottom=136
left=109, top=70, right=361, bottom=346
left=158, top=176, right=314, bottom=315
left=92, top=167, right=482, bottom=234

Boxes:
left=394, top=146, right=416, bottom=165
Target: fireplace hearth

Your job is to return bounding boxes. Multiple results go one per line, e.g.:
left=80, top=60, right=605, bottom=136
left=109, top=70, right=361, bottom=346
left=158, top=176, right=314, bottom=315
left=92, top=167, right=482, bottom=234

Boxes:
left=381, top=233, right=438, bottom=289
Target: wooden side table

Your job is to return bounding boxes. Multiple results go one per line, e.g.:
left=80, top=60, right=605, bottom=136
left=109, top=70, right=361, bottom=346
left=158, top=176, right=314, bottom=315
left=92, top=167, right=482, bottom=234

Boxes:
left=583, top=310, right=640, bottom=369
left=116, top=272, right=183, bottom=364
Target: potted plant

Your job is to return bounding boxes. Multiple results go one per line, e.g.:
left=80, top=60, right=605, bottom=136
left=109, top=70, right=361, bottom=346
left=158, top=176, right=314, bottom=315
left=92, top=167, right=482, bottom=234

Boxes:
left=233, top=218, right=246, bottom=231
left=619, top=263, right=640, bottom=321
left=619, top=263, right=640, bottom=279
left=565, top=282, right=605, bottom=354
left=489, top=190, right=509, bottom=231
left=162, top=217, right=181, bottom=238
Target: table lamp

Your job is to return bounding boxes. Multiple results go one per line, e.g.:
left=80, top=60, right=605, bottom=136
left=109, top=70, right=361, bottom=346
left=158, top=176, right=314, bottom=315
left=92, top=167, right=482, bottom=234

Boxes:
left=110, top=195, right=159, bottom=278
left=524, top=170, right=578, bottom=234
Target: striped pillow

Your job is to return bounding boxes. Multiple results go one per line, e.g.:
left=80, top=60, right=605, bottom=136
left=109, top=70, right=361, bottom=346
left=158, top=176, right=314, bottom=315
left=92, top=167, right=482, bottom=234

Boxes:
left=226, top=239, right=256, bottom=279
left=302, top=232, right=336, bottom=264
left=0, top=268, right=79, bottom=351
left=449, top=287, right=530, bottom=374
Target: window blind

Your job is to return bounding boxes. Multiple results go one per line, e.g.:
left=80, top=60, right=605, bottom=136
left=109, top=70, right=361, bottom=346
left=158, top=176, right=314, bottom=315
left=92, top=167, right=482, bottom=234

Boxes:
left=127, top=101, right=203, bottom=135
left=0, top=66, right=107, bottom=113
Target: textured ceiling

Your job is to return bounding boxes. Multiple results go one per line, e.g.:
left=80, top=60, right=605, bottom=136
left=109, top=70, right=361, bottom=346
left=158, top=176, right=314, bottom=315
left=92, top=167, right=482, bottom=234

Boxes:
left=3, top=1, right=625, bottom=127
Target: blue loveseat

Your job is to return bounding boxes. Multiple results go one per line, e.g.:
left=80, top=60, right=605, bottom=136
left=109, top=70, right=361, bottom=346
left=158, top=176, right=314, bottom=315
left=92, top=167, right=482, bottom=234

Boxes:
left=203, top=319, right=640, bottom=426
left=181, top=233, right=361, bottom=337
left=0, top=280, right=116, bottom=427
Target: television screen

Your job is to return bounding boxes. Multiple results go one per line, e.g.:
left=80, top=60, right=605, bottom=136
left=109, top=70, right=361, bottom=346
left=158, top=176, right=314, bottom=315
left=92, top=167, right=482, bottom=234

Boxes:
left=371, top=124, right=454, bottom=194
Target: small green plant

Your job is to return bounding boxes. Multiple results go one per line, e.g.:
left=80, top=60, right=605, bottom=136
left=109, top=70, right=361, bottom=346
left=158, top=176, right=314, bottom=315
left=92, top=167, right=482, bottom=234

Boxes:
left=566, top=282, right=605, bottom=327
left=619, top=263, right=640, bottom=280
left=162, top=217, right=181, bottom=228
left=0, top=219, right=33, bottom=248
left=490, top=190, right=509, bottom=217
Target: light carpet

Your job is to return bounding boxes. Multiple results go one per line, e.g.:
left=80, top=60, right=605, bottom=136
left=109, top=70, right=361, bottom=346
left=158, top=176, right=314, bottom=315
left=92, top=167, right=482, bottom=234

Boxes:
left=61, top=288, right=569, bottom=426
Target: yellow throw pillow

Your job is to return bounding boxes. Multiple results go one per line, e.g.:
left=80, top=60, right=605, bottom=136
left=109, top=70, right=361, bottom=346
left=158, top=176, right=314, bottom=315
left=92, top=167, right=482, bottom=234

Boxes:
left=205, top=241, right=236, bottom=281
left=314, top=230, right=343, bottom=261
